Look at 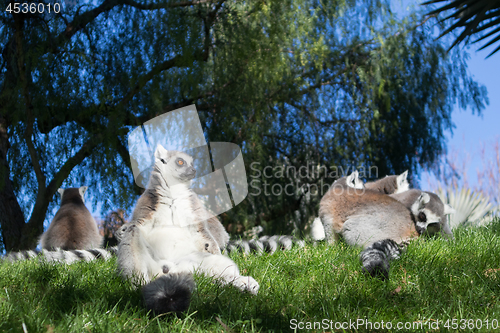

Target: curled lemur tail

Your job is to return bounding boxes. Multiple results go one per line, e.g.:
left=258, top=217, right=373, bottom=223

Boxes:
left=142, top=273, right=195, bottom=315
left=359, top=239, right=402, bottom=281
left=226, top=235, right=306, bottom=255
left=311, top=219, right=403, bottom=280
left=2, top=247, right=118, bottom=264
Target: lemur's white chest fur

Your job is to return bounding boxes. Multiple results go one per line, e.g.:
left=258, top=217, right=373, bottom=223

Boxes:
left=139, top=181, right=214, bottom=261
left=150, top=184, right=194, bottom=227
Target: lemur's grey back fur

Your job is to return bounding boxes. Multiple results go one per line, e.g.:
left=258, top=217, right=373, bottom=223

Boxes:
left=1, top=186, right=108, bottom=263
left=365, top=171, right=409, bottom=195
left=40, top=186, right=103, bottom=250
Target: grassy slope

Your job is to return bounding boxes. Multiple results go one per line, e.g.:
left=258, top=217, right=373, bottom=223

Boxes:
left=1, top=220, right=500, bottom=332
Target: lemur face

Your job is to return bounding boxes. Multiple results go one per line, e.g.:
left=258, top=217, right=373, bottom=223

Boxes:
left=154, top=145, right=197, bottom=182
left=171, top=154, right=196, bottom=180
left=410, top=192, right=454, bottom=238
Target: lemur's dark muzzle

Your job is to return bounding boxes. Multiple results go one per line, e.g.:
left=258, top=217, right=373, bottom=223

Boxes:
left=187, top=167, right=196, bottom=177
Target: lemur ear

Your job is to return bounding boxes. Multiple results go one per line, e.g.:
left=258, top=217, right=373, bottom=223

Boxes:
left=346, top=170, right=357, bottom=186
left=418, top=193, right=430, bottom=209
left=444, top=204, right=456, bottom=215
left=154, top=144, right=168, bottom=159
left=397, top=170, right=408, bottom=184
left=346, top=170, right=364, bottom=189
left=79, top=186, right=88, bottom=198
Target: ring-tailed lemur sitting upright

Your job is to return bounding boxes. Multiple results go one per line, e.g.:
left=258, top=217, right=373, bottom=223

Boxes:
left=40, top=186, right=103, bottom=250
left=317, top=171, right=454, bottom=280
left=116, top=145, right=258, bottom=314
left=3, top=186, right=114, bottom=263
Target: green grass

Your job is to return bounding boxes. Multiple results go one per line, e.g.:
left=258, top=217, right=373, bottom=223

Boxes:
left=2, top=220, right=500, bottom=332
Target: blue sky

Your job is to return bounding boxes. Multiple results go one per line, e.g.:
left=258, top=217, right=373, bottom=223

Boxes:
left=420, top=49, right=500, bottom=190
left=393, top=0, right=500, bottom=193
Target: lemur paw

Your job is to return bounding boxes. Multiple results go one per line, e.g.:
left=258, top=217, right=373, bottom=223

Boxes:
left=204, top=241, right=222, bottom=255
left=232, top=276, right=260, bottom=295
left=116, top=223, right=137, bottom=241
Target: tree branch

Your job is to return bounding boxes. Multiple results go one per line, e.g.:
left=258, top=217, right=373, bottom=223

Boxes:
left=13, top=13, right=46, bottom=190
left=52, top=0, right=216, bottom=52
left=121, top=0, right=214, bottom=10
left=116, top=48, right=208, bottom=109
left=54, top=0, right=121, bottom=48
left=45, top=133, right=104, bottom=201
left=287, top=100, right=361, bottom=126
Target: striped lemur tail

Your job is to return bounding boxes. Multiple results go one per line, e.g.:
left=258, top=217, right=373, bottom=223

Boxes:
left=2, top=234, right=306, bottom=263
left=226, top=235, right=306, bottom=255
left=311, top=219, right=404, bottom=280
left=359, top=239, right=403, bottom=280
left=142, top=272, right=195, bottom=315
left=2, top=247, right=118, bottom=264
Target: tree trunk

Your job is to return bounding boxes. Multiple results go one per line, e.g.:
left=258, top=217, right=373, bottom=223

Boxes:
left=0, top=116, right=26, bottom=251
left=18, top=199, right=49, bottom=249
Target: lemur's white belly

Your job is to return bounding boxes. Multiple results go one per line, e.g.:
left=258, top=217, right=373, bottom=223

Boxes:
left=144, top=225, right=198, bottom=260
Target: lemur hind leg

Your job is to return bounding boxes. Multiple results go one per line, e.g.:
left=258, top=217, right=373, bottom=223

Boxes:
left=117, top=223, right=196, bottom=314
left=186, top=223, right=221, bottom=255
left=167, top=252, right=260, bottom=295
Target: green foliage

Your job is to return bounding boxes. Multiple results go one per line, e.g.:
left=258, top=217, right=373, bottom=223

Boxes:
left=0, top=0, right=488, bottom=247
left=226, top=3, right=488, bottom=235
left=1, top=219, right=500, bottom=332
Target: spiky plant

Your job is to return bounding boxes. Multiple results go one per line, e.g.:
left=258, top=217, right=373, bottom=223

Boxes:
left=423, top=0, right=500, bottom=57
left=437, top=187, right=497, bottom=227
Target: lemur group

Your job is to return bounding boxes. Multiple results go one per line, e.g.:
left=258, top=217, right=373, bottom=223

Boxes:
left=3, top=145, right=455, bottom=315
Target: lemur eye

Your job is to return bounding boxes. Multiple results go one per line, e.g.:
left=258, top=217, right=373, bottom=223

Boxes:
left=418, top=212, right=427, bottom=222
left=177, top=159, right=184, bottom=166
left=160, top=158, right=166, bottom=164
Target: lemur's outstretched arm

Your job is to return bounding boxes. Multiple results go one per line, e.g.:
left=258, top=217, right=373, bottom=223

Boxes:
left=117, top=223, right=162, bottom=284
